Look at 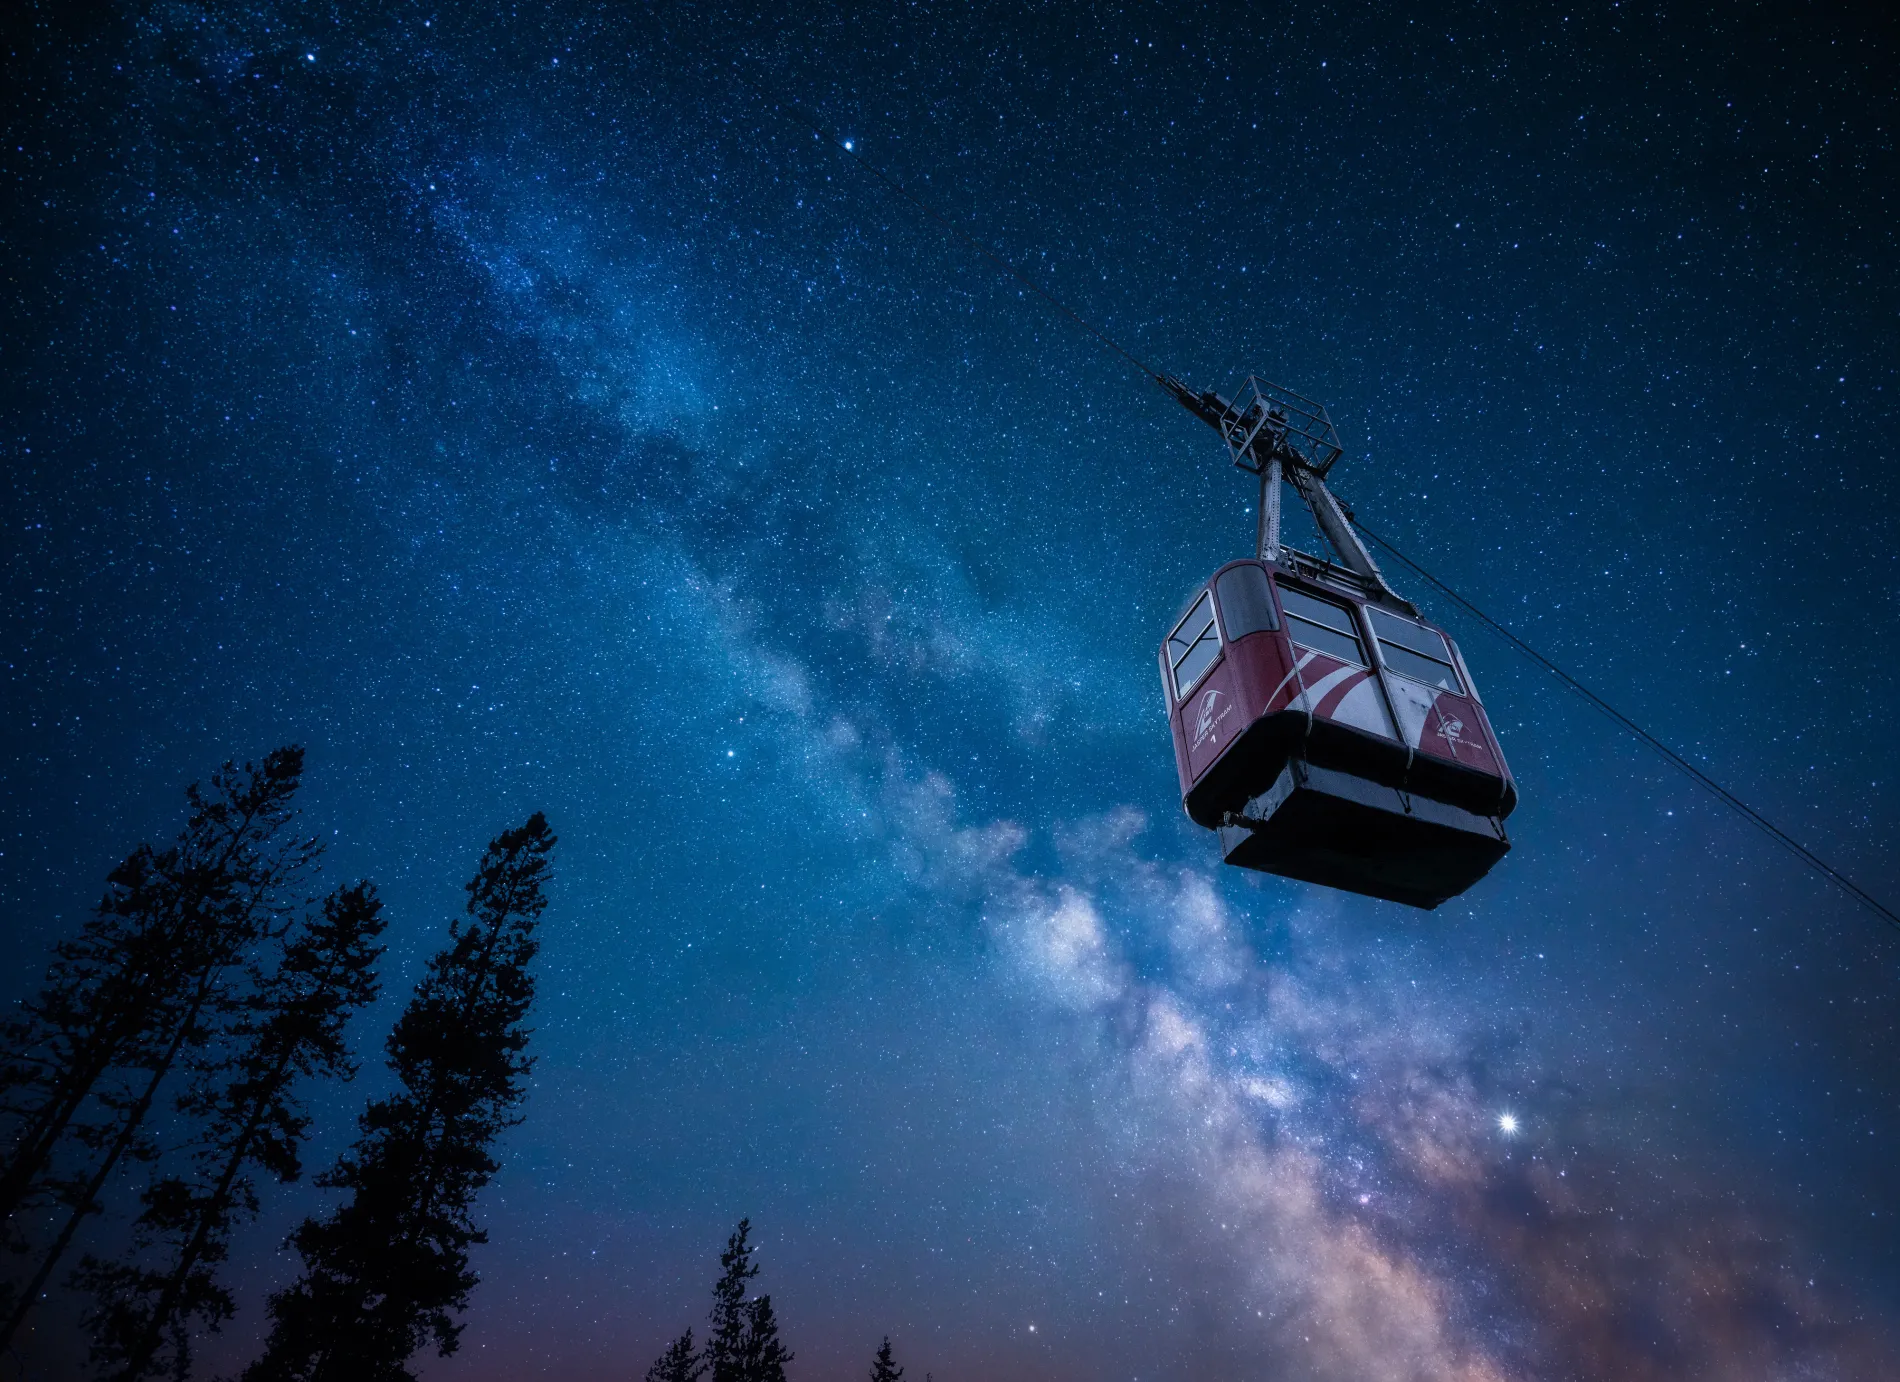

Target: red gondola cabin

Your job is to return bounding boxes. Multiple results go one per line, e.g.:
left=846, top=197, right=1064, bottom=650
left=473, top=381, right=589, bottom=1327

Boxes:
left=1159, top=376, right=1516, bottom=908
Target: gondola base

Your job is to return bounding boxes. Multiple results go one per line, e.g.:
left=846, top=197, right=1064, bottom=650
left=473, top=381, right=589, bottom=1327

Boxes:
left=1217, top=758, right=1510, bottom=910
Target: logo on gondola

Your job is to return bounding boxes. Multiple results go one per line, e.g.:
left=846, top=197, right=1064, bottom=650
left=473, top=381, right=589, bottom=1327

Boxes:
left=1192, top=687, right=1232, bottom=750
left=1440, top=715, right=1465, bottom=744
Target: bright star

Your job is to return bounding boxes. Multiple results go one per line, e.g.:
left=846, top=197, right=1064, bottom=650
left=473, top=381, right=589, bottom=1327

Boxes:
left=1497, top=1112, right=1519, bottom=1135
left=843, top=140, right=854, bottom=150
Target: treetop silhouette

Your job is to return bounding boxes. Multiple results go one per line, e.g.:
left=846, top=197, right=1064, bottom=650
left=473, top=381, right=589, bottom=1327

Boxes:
left=245, top=812, right=556, bottom=1381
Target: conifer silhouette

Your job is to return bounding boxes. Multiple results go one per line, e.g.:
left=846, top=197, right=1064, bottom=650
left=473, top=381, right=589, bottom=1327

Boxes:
left=735, top=1293, right=792, bottom=1382
left=868, top=1335, right=905, bottom=1382
left=77, top=881, right=387, bottom=1380
left=643, top=1328, right=705, bottom=1382
left=704, top=1220, right=792, bottom=1382
left=0, top=747, right=315, bottom=1350
left=705, top=1220, right=758, bottom=1382
left=244, top=812, right=556, bottom=1381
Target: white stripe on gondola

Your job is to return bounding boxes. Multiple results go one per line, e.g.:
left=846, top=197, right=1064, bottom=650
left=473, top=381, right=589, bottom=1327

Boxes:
left=1263, top=651, right=1318, bottom=712
left=1296, top=662, right=1362, bottom=712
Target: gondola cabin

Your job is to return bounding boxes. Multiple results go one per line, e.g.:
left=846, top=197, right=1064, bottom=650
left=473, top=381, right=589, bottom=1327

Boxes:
left=1158, top=376, right=1516, bottom=908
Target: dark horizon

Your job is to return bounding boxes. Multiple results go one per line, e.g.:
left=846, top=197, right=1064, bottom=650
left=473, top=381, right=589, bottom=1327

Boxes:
left=3, top=2, right=1897, bottom=1377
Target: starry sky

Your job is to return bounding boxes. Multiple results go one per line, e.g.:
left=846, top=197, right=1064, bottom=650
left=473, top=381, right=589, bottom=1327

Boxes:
left=4, top=2, right=1899, bottom=1378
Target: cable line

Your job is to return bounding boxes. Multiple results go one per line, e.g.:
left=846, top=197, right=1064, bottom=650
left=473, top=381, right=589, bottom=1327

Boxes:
left=774, top=88, right=1900, bottom=933
left=1349, top=516, right=1900, bottom=932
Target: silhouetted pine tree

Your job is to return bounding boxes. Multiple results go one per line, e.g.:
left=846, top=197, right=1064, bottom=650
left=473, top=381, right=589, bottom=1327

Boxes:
left=243, top=813, right=556, bottom=1381
left=735, top=1293, right=792, bottom=1382
left=705, top=1220, right=756, bottom=1382
left=76, top=881, right=387, bottom=1380
left=0, top=748, right=315, bottom=1349
left=704, top=1220, right=792, bottom=1382
left=868, top=1335, right=905, bottom=1382
left=643, top=1328, right=704, bottom=1382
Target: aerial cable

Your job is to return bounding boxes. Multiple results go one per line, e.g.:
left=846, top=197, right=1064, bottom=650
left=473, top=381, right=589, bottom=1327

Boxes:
left=777, top=91, right=1900, bottom=933
left=1346, top=517, right=1900, bottom=932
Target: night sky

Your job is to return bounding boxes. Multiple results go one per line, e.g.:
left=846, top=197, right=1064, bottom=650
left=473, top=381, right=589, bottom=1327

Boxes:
left=5, top=3, right=1899, bottom=1378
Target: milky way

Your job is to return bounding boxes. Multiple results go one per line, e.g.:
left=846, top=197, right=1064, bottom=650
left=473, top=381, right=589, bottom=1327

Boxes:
left=3, top=4, right=1897, bottom=1378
